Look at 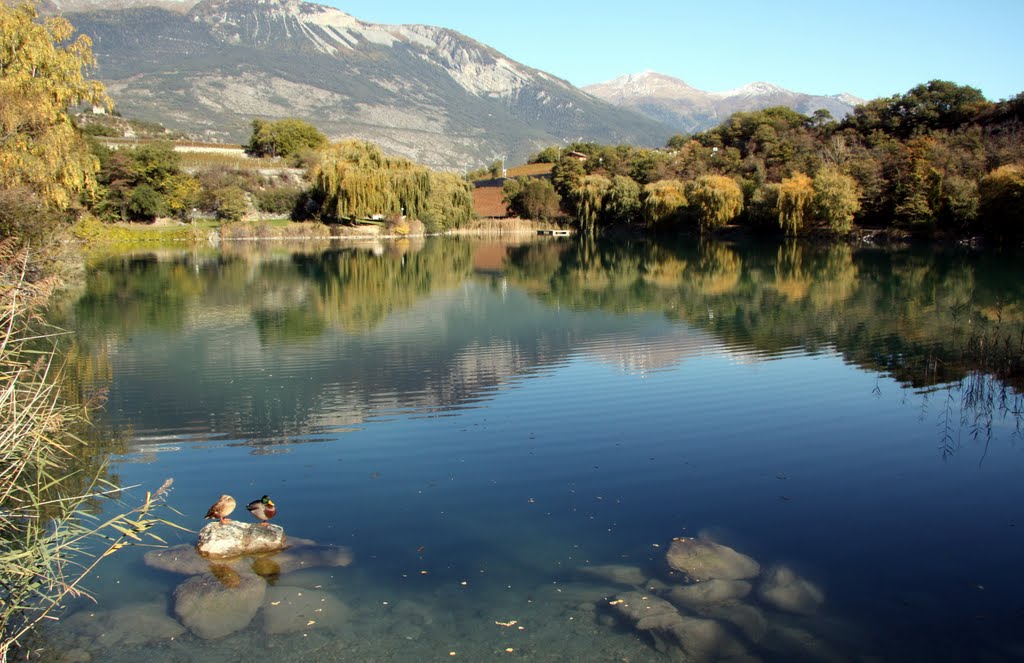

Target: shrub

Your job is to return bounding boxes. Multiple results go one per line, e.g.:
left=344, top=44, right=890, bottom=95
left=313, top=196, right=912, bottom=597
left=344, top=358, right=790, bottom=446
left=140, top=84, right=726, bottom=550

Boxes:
left=254, top=186, right=305, bottom=216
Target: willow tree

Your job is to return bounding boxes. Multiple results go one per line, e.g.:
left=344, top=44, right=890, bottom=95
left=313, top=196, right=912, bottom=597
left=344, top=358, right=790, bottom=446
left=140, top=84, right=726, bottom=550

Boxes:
left=424, top=171, right=473, bottom=231
left=686, top=175, right=743, bottom=232
left=307, top=140, right=470, bottom=229
left=0, top=3, right=107, bottom=212
left=641, top=179, right=687, bottom=227
left=812, top=167, right=861, bottom=234
left=572, top=174, right=611, bottom=235
left=777, top=172, right=814, bottom=235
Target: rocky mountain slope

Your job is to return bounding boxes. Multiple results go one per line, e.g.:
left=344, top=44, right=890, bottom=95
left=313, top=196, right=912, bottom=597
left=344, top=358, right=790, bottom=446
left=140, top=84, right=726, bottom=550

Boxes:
left=65, top=0, right=674, bottom=169
left=584, top=71, right=862, bottom=134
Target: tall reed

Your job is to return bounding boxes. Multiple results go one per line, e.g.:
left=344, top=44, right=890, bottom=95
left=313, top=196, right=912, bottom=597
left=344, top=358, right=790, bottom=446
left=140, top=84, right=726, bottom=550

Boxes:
left=0, top=241, right=182, bottom=661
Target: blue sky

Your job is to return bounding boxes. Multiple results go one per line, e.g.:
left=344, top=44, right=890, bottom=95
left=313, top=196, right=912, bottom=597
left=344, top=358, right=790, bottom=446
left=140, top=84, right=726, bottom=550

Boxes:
left=324, top=0, right=1022, bottom=102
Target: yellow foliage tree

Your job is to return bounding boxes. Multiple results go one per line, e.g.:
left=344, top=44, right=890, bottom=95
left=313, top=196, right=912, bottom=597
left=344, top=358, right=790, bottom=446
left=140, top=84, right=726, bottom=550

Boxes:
left=641, top=179, right=687, bottom=226
left=777, top=172, right=814, bottom=235
left=812, top=167, right=861, bottom=234
left=686, top=175, right=743, bottom=232
left=0, top=3, right=108, bottom=210
left=308, top=139, right=471, bottom=231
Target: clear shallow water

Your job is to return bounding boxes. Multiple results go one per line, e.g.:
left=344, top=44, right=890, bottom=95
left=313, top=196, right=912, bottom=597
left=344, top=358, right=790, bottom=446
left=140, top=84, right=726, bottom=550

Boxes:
left=39, top=237, right=1024, bottom=662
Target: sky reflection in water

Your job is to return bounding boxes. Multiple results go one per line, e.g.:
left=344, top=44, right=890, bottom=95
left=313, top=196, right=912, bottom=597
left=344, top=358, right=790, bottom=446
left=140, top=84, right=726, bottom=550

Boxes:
left=43, top=237, right=1024, bottom=662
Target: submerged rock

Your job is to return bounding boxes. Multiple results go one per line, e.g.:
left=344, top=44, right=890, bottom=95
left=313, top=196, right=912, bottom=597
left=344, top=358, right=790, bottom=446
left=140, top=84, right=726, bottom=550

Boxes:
left=173, top=572, right=266, bottom=639
left=757, top=565, right=824, bottom=615
left=145, top=544, right=233, bottom=576
left=666, top=537, right=761, bottom=582
left=696, top=601, right=769, bottom=645
left=579, top=564, right=647, bottom=586
left=196, top=521, right=287, bottom=559
left=271, top=543, right=354, bottom=573
left=60, top=601, right=185, bottom=649
left=260, top=585, right=351, bottom=635
left=665, top=579, right=752, bottom=609
left=607, top=590, right=749, bottom=661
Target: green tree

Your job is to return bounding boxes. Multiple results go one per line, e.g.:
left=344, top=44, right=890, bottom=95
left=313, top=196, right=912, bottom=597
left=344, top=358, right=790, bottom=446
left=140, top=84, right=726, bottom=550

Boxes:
left=423, top=171, right=473, bottom=231
left=641, top=180, right=687, bottom=227
left=604, top=175, right=641, bottom=224
left=129, top=141, right=180, bottom=188
left=843, top=80, right=989, bottom=139
left=518, top=178, right=561, bottom=221
left=687, top=175, right=743, bottom=232
left=213, top=185, right=248, bottom=222
left=530, top=146, right=560, bottom=163
left=812, top=167, right=861, bottom=234
left=247, top=118, right=327, bottom=159
left=572, top=174, right=611, bottom=235
left=551, top=156, right=585, bottom=200
left=0, top=3, right=107, bottom=214
left=127, top=184, right=165, bottom=221
left=777, top=172, right=815, bottom=235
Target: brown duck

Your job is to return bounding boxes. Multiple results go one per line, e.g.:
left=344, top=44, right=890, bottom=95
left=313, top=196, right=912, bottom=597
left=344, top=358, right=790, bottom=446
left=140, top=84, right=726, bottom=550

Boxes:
left=205, top=495, right=236, bottom=524
left=247, top=495, right=276, bottom=526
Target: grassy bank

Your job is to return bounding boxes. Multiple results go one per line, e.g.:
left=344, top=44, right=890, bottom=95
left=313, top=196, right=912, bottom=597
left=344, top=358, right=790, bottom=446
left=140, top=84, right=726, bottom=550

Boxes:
left=0, top=242, right=181, bottom=661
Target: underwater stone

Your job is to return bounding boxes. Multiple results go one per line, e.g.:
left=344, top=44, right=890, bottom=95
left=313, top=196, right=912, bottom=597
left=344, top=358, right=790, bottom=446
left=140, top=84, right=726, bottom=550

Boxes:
left=665, top=579, right=753, bottom=608
left=696, top=601, right=769, bottom=644
left=579, top=564, right=647, bottom=586
left=60, top=601, right=185, bottom=649
left=665, top=537, right=761, bottom=582
left=608, top=591, right=749, bottom=661
left=196, top=521, right=287, bottom=559
left=173, top=572, right=266, bottom=639
left=145, top=544, right=250, bottom=576
left=260, top=585, right=351, bottom=635
left=271, top=542, right=354, bottom=573
left=757, top=565, right=824, bottom=615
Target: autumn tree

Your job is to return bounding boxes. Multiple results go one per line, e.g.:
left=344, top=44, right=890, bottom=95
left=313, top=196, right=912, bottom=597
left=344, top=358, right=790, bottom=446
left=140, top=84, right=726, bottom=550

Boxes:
left=0, top=3, right=108, bottom=225
left=979, top=164, right=1024, bottom=239
left=307, top=139, right=471, bottom=230
left=777, top=172, right=815, bottom=235
left=812, top=167, right=861, bottom=234
left=686, top=175, right=743, bottom=232
left=641, top=180, right=687, bottom=227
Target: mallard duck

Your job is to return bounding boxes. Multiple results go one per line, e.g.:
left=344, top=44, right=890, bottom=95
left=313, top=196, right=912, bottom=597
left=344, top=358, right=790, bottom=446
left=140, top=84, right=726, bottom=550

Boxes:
left=205, top=495, right=236, bottom=524
left=247, top=495, right=276, bottom=527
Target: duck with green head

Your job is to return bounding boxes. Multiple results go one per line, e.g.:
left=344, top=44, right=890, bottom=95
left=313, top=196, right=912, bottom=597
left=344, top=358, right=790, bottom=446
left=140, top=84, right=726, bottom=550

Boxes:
left=247, top=495, right=276, bottom=526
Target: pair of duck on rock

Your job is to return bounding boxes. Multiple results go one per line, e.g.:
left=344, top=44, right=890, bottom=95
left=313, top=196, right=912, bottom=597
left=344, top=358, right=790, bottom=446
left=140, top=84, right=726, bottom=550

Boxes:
left=205, top=495, right=276, bottom=527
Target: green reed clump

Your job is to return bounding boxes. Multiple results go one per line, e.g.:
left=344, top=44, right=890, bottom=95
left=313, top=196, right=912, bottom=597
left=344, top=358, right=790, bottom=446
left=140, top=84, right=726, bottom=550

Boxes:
left=0, top=241, right=183, bottom=662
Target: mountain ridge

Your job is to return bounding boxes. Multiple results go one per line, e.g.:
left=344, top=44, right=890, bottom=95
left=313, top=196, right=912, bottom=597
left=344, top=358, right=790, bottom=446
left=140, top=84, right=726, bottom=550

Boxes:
left=584, top=71, right=863, bottom=134
left=63, top=2, right=866, bottom=168
left=66, top=0, right=675, bottom=169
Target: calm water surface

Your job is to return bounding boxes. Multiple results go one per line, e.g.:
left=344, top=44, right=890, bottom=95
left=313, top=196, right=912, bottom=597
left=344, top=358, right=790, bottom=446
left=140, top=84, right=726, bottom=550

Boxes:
left=41, top=237, right=1024, bottom=662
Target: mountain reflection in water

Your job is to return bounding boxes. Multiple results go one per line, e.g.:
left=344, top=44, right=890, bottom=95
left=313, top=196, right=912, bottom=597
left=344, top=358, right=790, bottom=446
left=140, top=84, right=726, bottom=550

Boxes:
left=41, top=236, right=1024, bottom=662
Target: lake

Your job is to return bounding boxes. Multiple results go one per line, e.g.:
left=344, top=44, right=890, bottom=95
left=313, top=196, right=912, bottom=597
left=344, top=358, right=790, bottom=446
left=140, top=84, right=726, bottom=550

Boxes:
left=40, top=235, right=1024, bottom=662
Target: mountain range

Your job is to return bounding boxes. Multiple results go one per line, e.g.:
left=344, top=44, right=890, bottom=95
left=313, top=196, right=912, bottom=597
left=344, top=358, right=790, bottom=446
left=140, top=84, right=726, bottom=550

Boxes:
left=583, top=71, right=862, bottom=135
left=56, top=0, right=862, bottom=169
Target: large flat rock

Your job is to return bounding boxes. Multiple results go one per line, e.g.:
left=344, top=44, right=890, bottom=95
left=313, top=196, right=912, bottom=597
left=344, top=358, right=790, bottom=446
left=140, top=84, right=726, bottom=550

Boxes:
left=196, top=521, right=287, bottom=559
